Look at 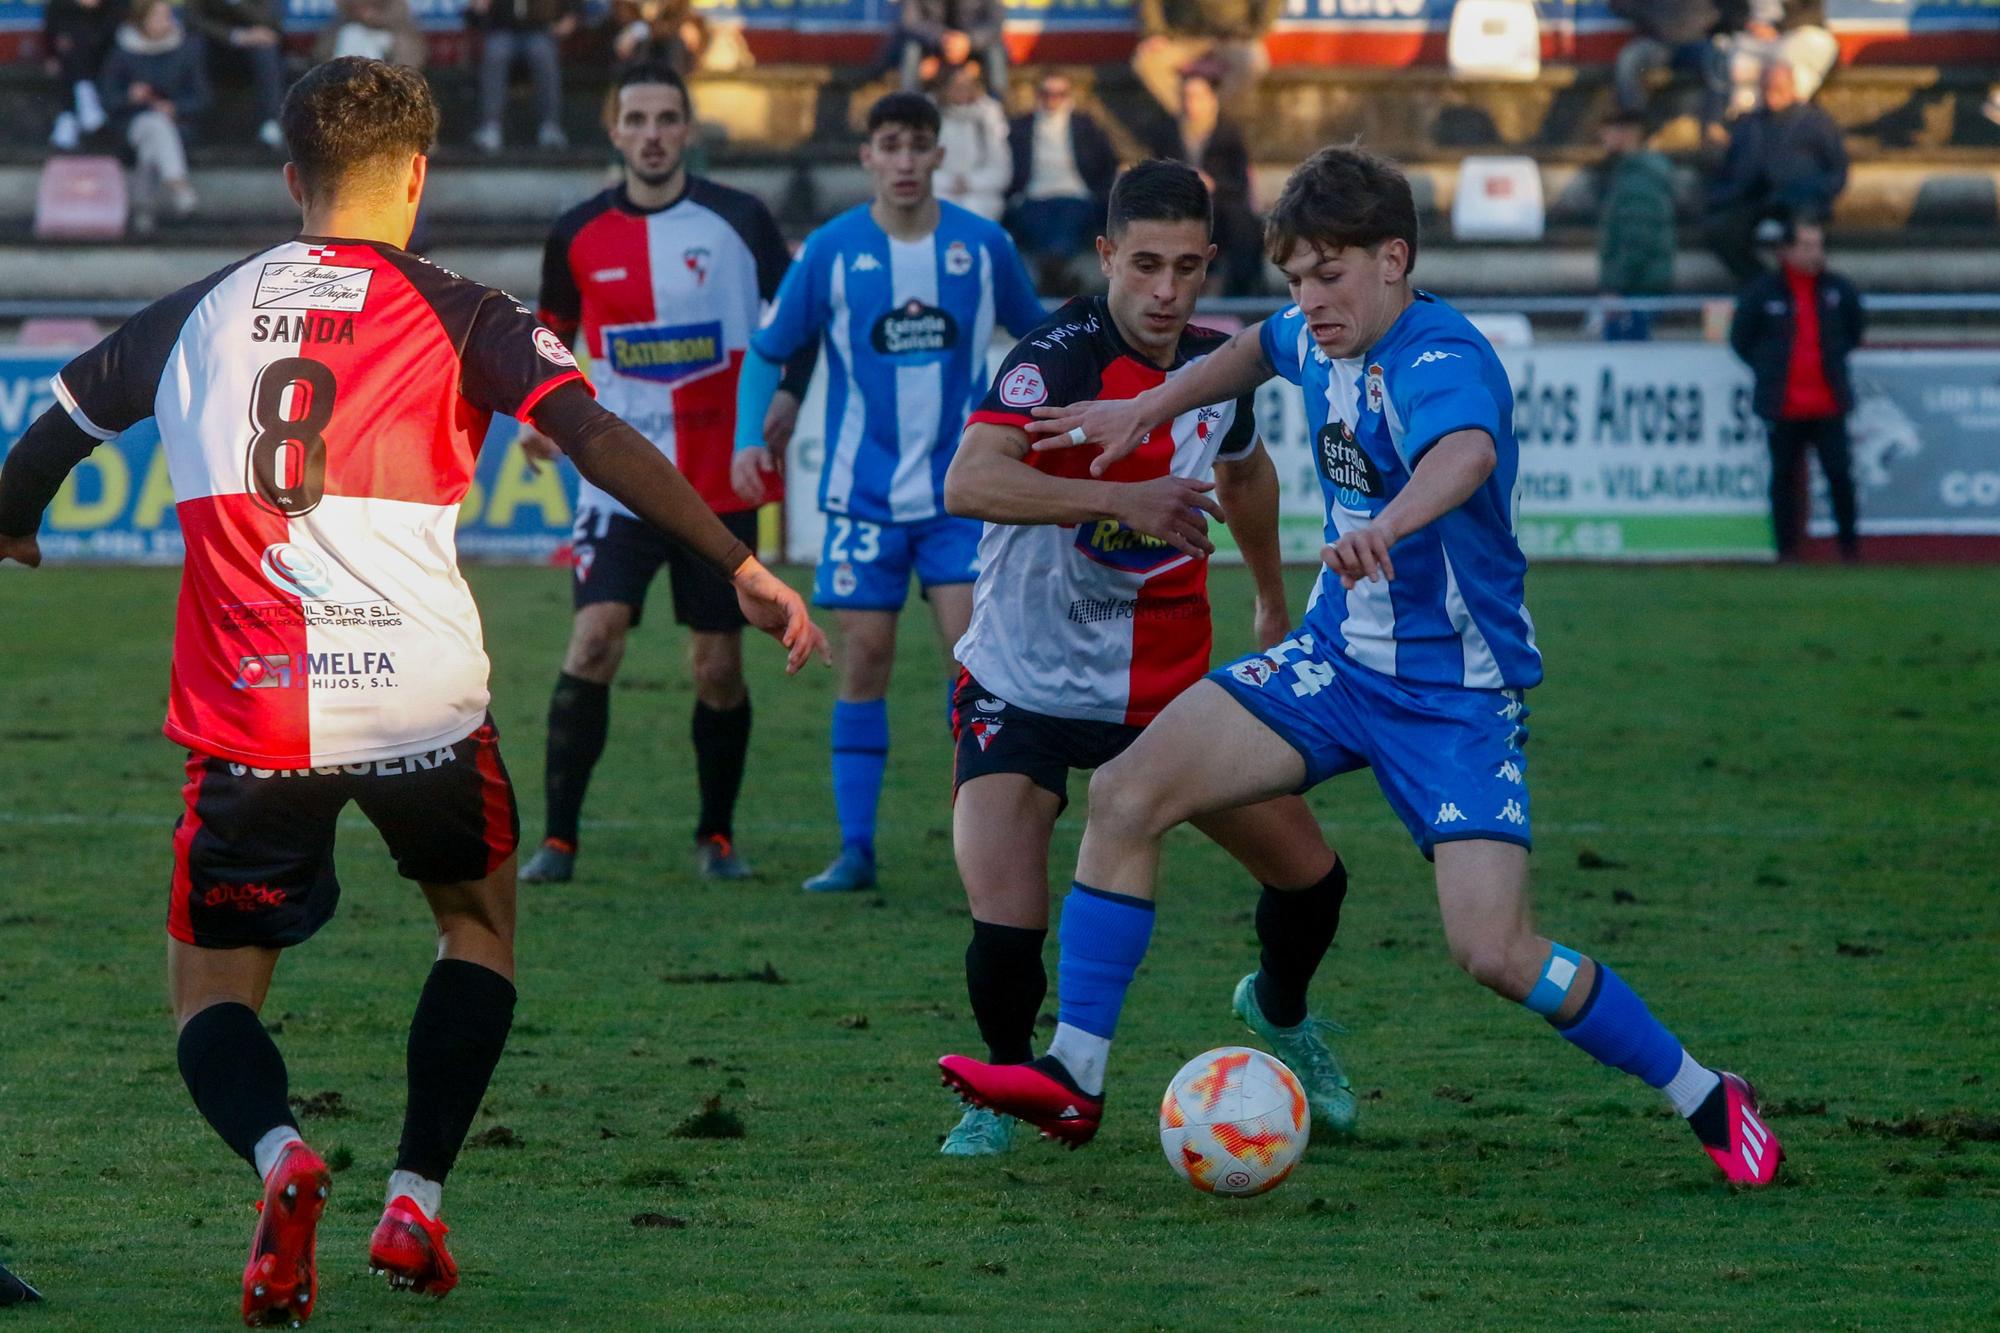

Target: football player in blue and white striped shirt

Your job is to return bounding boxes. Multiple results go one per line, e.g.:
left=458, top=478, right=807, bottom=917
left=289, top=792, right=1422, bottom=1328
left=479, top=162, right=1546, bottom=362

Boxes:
left=734, top=91, right=1044, bottom=894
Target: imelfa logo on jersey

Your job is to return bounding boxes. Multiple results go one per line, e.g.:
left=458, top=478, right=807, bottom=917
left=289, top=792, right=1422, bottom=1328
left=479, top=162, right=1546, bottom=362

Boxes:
left=603, top=320, right=724, bottom=384
left=871, top=300, right=958, bottom=356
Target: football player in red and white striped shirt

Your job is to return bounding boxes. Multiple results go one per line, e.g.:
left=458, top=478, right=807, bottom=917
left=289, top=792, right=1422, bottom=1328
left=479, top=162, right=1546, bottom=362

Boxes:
left=0, top=59, right=827, bottom=1325
left=933, top=163, right=1357, bottom=1155
left=515, top=62, right=817, bottom=886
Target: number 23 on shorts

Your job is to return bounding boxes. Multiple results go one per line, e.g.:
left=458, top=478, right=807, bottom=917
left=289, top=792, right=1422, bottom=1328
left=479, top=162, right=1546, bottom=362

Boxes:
left=826, top=517, right=882, bottom=563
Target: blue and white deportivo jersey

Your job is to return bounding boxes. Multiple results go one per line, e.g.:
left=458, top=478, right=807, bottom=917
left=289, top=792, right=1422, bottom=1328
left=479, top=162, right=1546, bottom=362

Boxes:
left=1265, top=291, right=1542, bottom=690
left=751, top=201, right=1043, bottom=524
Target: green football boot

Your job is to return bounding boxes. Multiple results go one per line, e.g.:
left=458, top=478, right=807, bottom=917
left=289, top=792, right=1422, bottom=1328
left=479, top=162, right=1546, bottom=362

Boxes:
left=939, top=1103, right=1015, bottom=1157
left=1232, top=973, right=1359, bottom=1135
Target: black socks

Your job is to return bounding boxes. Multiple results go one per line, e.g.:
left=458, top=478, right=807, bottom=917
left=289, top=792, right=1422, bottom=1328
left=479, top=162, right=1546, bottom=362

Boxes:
left=965, top=920, right=1049, bottom=1065
left=543, top=671, right=610, bottom=846
left=691, top=700, right=752, bottom=842
left=395, top=959, right=518, bottom=1183
left=1252, top=858, right=1349, bottom=1028
left=177, top=1002, right=297, bottom=1172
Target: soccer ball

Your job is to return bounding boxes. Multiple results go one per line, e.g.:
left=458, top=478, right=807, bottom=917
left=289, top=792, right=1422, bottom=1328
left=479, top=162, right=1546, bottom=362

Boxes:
left=1158, top=1046, right=1309, bottom=1197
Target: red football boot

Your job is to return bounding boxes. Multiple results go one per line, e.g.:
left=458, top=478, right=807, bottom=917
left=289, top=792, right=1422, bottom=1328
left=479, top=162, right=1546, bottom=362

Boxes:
left=1694, top=1072, right=1784, bottom=1186
left=241, top=1142, right=330, bottom=1327
left=368, top=1196, right=459, bottom=1297
left=939, top=1054, right=1103, bottom=1148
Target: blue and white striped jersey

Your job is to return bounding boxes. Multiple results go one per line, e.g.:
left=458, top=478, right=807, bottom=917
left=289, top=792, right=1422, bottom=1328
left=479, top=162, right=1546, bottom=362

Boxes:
left=1265, top=291, right=1542, bottom=690
left=751, top=201, right=1043, bottom=524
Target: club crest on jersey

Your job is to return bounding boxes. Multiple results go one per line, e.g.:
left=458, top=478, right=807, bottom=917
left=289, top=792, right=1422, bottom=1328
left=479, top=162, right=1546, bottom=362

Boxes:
left=997, top=363, right=1048, bottom=409
left=684, top=247, right=711, bottom=284
left=1228, top=657, right=1276, bottom=688
left=969, top=718, right=1003, bottom=751
left=602, top=319, right=722, bottom=383
left=1366, top=363, right=1385, bottom=414
left=1075, top=519, right=1182, bottom=574
left=945, top=240, right=973, bottom=277
left=534, top=327, right=578, bottom=367
left=260, top=543, right=335, bottom=599
left=1316, top=421, right=1384, bottom=509
left=255, top=260, right=373, bottom=312
left=1193, top=404, right=1223, bottom=441
left=872, top=301, right=958, bottom=356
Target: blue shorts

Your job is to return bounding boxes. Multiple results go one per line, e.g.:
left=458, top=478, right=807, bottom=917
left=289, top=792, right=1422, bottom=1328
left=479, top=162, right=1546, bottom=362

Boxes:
left=1210, top=632, right=1531, bottom=858
left=812, top=513, right=982, bottom=612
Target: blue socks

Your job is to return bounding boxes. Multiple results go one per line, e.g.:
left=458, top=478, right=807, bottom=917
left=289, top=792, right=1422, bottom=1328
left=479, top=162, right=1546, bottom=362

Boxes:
left=1046, top=884, right=1156, bottom=1095
left=830, top=699, right=888, bottom=861
left=1549, top=958, right=1685, bottom=1089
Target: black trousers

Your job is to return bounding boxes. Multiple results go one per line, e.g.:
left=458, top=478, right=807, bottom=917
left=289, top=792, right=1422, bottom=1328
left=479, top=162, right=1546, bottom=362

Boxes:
left=1766, top=414, right=1858, bottom=559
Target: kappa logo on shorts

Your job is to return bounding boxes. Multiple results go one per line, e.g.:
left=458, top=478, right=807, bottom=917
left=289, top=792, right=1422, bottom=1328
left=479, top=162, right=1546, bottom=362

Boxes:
left=970, top=718, right=1003, bottom=751
left=1436, top=802, right=1466, bottom=823
left=1499, top=800, right=1525, bottom=825
left=1229, top=658, right=1277, bottom=688
left=1496, top=760, right=1523, bottom=783
left=997, top=363, right=1048, bottom=409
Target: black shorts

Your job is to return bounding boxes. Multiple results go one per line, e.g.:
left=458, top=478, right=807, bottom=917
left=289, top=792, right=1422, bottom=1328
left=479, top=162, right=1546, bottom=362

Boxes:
left=571, top=504, right=755, bottom=632
left=168, top=717, right=519, bottom=950
left=950, top=672, right=1143, bottom=809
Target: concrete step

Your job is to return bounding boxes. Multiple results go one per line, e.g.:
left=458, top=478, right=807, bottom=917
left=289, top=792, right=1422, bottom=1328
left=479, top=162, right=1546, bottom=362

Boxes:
left=7, top=238, right=1996, bottom=306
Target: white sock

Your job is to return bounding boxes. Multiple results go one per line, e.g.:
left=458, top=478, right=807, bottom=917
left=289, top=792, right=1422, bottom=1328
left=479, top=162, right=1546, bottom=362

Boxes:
left=253, top=1127, right=305, bottom=1182
left=1661, top=1049, right=1722, bottom=1118
left=1046, top=1023, right=1110, bottom=1097
left=387, top=1169, right=442, bottom=1220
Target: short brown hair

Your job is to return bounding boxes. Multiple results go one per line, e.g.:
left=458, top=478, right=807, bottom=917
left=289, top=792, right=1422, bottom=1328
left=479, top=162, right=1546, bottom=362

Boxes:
left=1263, top=146, right=1420, bottom=276
left=280, top=58, right=439, bottom=201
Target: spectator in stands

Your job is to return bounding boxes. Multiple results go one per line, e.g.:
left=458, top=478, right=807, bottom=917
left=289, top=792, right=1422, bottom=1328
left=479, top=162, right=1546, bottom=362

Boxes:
left=1724, top=1, right=1838, bottom=117
left=313, top=0, right=424, bottom=68
left=607, top=0, right=707, bottom=74
left=1132, top=0, right=1280, bottom=119
left=189, top=0, right=287, bottom=148
left=1729, top=216, right=1862, bottom=561
left=44, top=0, right=118, bottom=150
left=98, top=0, right=207, bottom=227
left=1004, top=71, right=1117, bottom=292
left=1150, top=72, right=1260, bottom=295
left=1608, top=0, right=1735, bottom=138
left=1595, top=111, right=1677, bottom=341
left=1703, top=61, right=1846, bottom=284
left=933, top=57, right=1012, bottom=221
left=880, top=0, right=1006, bottom=101
left=468, top=0, right=578, bottom=153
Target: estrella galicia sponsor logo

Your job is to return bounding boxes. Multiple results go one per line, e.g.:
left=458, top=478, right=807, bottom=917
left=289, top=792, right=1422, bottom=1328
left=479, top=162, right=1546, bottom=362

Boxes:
left=1074, top=519, right=1181, bottom=574
left=603, top=319, right=724, bottom=384
left=260, top=543, right=334, bottom=598
left=233, top=654, right=293, bottom=690
left=1316, top=421, right=1384, bottom=509
left=871, top=300, right=957, bottom=356
left=202, top=881, right=288, bottom=912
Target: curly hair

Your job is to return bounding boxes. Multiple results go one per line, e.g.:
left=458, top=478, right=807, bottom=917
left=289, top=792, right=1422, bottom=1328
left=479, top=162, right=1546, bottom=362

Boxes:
left=1263, top=145, right=1420, bottom=276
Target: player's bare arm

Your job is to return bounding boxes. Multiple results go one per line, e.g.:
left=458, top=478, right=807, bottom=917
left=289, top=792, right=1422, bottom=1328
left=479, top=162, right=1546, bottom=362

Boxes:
left=943, top=421, right=1223, bottom=558
left=1024, top=323, right=1275, bottom=475
left=1211, top=439, right=1290, bottom=648
left=0, top=406, right=103, bottom=568
left=529, top=383, right=830, bottom=672
left=1324, top=428, right=1496, bottom=589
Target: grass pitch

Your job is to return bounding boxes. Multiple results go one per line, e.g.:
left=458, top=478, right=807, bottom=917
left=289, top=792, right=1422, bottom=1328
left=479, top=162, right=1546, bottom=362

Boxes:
left=0, top=562, right=1995, bottom=1330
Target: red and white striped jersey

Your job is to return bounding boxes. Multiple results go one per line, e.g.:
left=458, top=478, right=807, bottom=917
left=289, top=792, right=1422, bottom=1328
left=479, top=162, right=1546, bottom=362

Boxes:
left=538, top=179, right=795, bottom=515
left=954, top=297, right=1257, bottom=727
left=53, top=236, right=585, bottom=768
